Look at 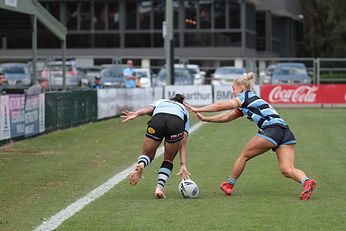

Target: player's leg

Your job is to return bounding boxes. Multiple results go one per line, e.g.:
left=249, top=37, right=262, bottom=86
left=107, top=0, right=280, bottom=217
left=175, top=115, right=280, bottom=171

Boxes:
left=220, top=135, right=274, bottom=195
left=130, top=115, right=165, bottom=186
left=275, top=144, right=316, bottom=200
left=154, top=140, right=182, bottom=199
left=129, top=138, right=162, bottom=186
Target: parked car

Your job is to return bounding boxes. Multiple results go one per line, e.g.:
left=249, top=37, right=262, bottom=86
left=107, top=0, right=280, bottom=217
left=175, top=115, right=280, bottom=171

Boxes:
left=0, top=63, right=31, bottom=86
left=260, top=64, right=276, bottom=84
left=211, top=66, right=246, bottom=85
left=134, top=68, right=153, bottom=88
left=99, top=65, right=124, bottom=87
left=40, top=61, right=82, bottom=87
left=155, top=67, right=193, bottom=86
left=79, top=66, right=102, bottom=86
left=173, top=64, right=206, bottom=85
left=271, top=63, right=311, bottom=84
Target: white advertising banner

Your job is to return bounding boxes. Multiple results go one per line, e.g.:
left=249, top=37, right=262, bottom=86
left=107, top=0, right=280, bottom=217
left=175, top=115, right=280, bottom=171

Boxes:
left=0, top=95, right=11, bottom=141
left=213, top=85, right=234, bottom=103
left=39, top=94, right=45, bottom=133
left=97, top=89, right=117, bottom=119
left=213, top=84, right=261, bottom=103
left=164, top=85, right=212, bottom=106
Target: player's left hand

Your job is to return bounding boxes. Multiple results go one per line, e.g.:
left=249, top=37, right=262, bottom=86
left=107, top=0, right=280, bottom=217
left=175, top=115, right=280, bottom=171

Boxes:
left=121, top=110, right=137, bottom=122
left=176, top=165, right=191, bottom=180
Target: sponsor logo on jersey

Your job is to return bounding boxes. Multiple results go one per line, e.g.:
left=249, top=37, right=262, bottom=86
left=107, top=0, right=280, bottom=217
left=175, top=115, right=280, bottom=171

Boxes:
left=147, top=127, right=155, bottom=134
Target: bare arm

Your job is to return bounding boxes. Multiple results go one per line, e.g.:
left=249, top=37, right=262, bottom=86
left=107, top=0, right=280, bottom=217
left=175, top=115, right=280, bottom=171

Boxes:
left=184, top=98, right=241, bottom=113
left=195, top=110, right=241, bottom=123
left=121, top=106, right=154, bottom=122
left=176, top=132, right=191, bottom=179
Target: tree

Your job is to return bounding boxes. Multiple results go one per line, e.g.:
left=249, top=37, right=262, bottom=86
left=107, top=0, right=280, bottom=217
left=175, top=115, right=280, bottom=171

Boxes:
left=298, top=0, right=346, bottom=57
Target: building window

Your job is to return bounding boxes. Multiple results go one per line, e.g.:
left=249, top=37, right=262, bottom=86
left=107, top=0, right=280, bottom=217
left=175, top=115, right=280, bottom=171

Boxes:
left=214, top=33, right=241, bottom=46
left=229, top=0, right=240, bottom=29
left=126, top=1, right=137, bottom=29
left=184, top=33, right=212, bottom=46
left=125, top=33, right=151, bottom=47
left=138, top=1, right=151, bottom=29
left=94, top=2, right=107, bottom=30
left=67, top=34, right=91, bottom=48
left=80, top=2, right=91, bottom=30
left=199, top=2, right=211, bottom=29
left=153, top=0, right=164, bottom=29
left=108, top=2, right=119, bottom=30
left=66, top=2, right=78, bottom=30
left=214, top=0, right=226, bottom=29
left=184, top=0, right=197, bottom=29
left=256, top=12, right=266, bottom=51
left=94, top=34, right=120, bottom=48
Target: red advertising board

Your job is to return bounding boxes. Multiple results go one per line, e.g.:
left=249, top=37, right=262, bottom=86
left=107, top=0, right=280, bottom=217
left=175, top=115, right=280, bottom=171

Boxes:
left=261, top=84, right=346, bottom=104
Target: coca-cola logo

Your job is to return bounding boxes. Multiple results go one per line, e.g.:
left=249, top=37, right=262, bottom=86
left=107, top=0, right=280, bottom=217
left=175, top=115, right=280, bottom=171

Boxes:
left=269, top=85, right=319, bottom=103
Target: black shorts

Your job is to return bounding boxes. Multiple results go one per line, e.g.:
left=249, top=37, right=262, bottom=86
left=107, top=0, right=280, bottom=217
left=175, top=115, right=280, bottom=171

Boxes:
left=146, top=113, right=185, bottom=143
left=257, top=125, right=296, bottom=151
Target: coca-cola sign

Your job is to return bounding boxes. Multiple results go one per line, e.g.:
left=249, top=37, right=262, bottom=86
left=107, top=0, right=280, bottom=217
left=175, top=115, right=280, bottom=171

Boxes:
left=262, top=84, right=346, bottom=104
left=269, top=85, right=318, bottom=103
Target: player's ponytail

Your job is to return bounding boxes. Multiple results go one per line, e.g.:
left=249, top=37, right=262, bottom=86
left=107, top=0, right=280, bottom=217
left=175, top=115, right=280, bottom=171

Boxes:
left=234, top=72, right=256, bottom=90
left=170, top=94, right=185, bottom=104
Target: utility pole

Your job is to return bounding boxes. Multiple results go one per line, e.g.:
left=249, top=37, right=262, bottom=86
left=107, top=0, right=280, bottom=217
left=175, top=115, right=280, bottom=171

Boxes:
left=164, top=0, right=174, bottom=85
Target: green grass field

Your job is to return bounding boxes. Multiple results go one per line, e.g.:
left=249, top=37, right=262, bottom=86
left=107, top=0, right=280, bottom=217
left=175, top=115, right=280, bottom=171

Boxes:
left=1, top=109, right=346, bottom=231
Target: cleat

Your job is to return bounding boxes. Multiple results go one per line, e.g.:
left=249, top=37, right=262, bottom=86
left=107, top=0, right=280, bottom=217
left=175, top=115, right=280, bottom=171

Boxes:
left=129, top=164, right=144, bottom=186
left=220, top=181, right=233, bottom=196
left=300, top=179, right=316, bottom=201
left=154, top=187, right=166, bottom=199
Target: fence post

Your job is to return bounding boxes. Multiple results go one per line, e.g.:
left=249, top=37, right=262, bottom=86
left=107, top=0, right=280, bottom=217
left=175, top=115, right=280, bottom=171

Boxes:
left=316, top=58, right=320, bottom=85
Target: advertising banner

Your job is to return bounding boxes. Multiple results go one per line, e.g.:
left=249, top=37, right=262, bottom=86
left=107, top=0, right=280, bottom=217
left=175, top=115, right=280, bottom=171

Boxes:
left=0, top=95, right=11, bottom=141
left=25, top=95, right=40, bottom=137
left=9, top=94, right=25, bottom=138
left=261, top=84, right=346, bottom=104
left=39, top=94, right=45, bottom=133
left=164, top=85, right=212, bottom=106
left=97, top=89, right=117, bottom=119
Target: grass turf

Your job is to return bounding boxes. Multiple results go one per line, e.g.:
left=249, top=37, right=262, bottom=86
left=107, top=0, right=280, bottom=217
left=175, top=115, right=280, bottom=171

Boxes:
left=1, top=109, right=346, bottom=230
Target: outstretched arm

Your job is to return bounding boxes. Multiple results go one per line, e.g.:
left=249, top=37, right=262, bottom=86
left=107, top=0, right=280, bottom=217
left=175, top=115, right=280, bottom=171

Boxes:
left=195, top=110, right=241, bottom=123
left=121, top=106, right=154, bottom=122
left=176, top=132, right=191, bottom=179
left=184, top=98, right=241, bottom=113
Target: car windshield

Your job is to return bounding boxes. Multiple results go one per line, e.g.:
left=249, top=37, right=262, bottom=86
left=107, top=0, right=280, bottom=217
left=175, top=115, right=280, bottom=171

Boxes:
left=101, top=68, right=123, bottom=78
left=48, top=65, right=74, bottom=72
left=187, top=68, right=198, bottom=75
left=136, top=71, right=148, bottom=78
left=158, top=69, right=191, bottom=80
left=215, top=68, right=244, bottom=75
left=2, top=66, right=25, bottom=74
left=273, top=67, right=307, bottom=75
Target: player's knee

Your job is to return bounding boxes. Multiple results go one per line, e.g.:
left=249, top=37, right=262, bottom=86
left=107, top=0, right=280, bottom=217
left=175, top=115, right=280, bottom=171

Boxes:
left=279, top=167, right=291, bottom=178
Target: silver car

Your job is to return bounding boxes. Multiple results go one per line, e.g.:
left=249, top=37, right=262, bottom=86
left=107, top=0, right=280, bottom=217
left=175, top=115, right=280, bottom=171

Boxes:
left=0, top=63, right=31, bottom=86
left=212, top=66, right=246, bottom=85
left=40, top=61, right=82, bottom=87
left=271, top=63, right=311, bottom=84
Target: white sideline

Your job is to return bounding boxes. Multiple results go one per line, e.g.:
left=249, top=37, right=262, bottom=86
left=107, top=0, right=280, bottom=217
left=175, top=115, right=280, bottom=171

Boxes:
left=33, top=121, right=205, bottom=231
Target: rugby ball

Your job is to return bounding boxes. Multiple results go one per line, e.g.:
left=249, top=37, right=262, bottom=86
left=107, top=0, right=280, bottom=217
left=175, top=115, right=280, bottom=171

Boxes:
left=179, top=179, right=199, bottom=198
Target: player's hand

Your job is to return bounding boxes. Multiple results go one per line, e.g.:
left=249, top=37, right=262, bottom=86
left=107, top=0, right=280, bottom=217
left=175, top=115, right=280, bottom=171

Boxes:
left=195, top=112, right=206, bottom=121
left=183, top=102, right=198, bottom=113
left=121, top=110, right=137, bottom=122
left=176, top=165, right=191, bottom=180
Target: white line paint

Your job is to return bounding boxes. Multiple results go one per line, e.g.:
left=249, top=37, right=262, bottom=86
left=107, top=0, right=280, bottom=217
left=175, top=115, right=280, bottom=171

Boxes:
left=34, top=121, right=205, bottom=231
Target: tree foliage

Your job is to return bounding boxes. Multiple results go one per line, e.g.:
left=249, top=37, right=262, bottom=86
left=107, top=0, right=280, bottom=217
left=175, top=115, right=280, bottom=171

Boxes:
left=298, top=0, right=346, bottom=57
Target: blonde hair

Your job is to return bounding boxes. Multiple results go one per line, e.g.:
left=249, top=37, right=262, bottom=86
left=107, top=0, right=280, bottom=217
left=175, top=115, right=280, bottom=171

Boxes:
left=234, top=72, right=256, bottom=90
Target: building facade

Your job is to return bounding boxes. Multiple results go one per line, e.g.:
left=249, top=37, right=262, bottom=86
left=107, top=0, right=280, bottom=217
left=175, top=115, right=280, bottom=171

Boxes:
left=0, top=0, right=304, bottom=67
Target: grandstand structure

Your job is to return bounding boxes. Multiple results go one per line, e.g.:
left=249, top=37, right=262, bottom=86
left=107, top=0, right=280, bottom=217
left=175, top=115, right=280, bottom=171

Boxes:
left=0, top=0, right=303, bottom=67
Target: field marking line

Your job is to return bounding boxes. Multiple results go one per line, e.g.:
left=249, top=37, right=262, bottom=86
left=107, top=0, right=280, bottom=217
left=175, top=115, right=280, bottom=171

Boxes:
left=33, top=121, right=205, bottom=231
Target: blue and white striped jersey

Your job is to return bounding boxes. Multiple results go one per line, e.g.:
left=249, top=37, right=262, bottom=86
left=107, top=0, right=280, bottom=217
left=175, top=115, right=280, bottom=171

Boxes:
left=236, top=91, right=287, bottom=129
left=150, top=99, right=190, bottom=132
